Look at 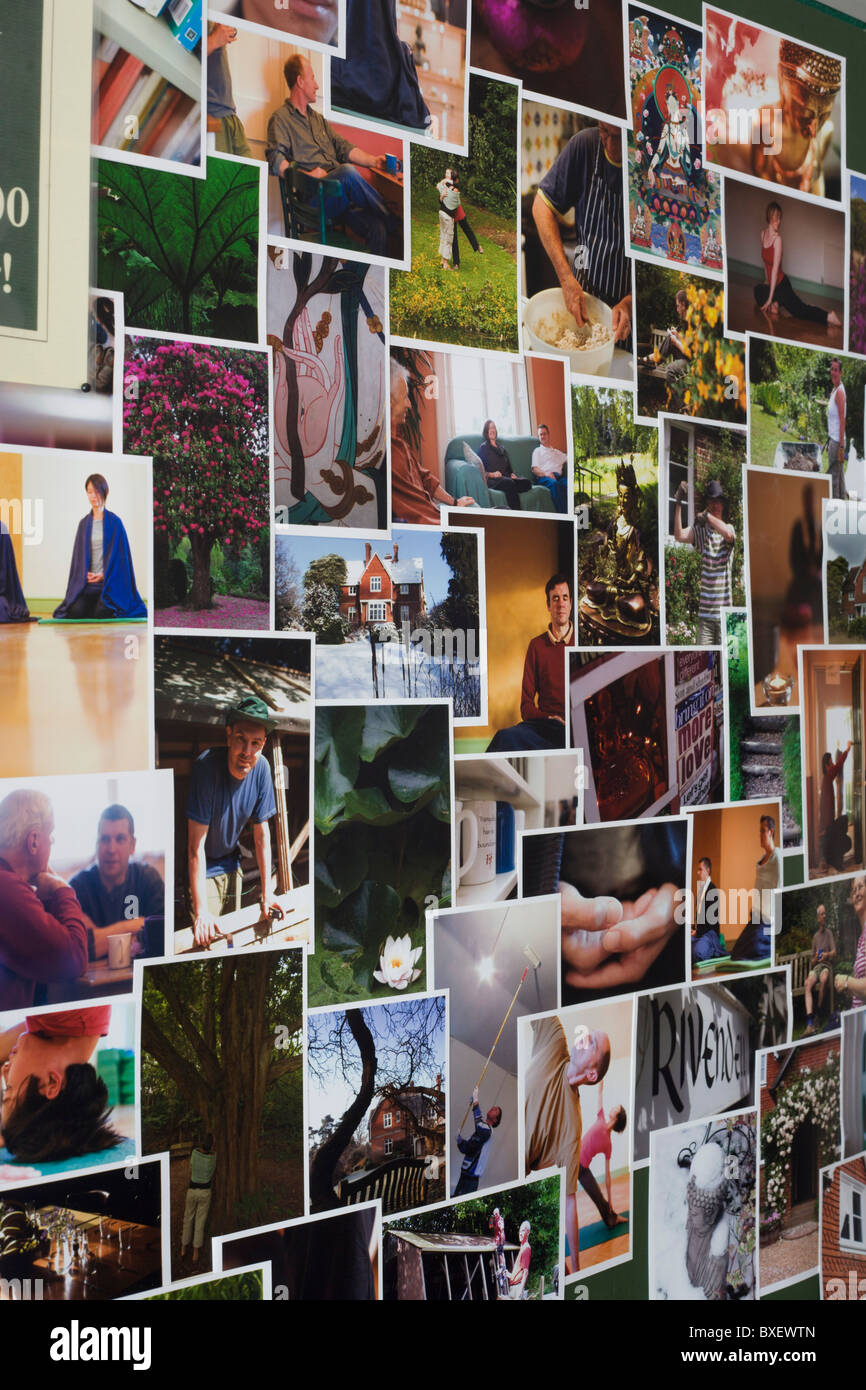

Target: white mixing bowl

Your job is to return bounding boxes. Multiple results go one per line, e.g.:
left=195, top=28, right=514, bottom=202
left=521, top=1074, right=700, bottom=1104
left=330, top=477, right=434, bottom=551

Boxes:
left=522, top=288, right=616, bottom=377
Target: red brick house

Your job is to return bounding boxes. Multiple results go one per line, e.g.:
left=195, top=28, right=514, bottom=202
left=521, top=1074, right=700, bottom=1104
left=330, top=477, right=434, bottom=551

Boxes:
left=368, top=1082, right=445, bottom=1163
left=842, top=563, right=866, bottom=620
left=339, top=542, right=426, bottom=630
left=822, top=1156, right=866, bottom=1300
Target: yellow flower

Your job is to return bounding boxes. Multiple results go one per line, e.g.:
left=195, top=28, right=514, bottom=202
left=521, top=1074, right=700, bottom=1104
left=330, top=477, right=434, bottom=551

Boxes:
left=684, top=389, right=691, bottom=404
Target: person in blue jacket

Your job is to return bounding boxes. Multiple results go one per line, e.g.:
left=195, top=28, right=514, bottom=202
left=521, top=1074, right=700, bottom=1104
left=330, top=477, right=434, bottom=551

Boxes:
left=53, top=474, right=146, bottom=620
left=0, top=519, right=32, bottom=623
left=452, top=1085, right=502, bottom=1196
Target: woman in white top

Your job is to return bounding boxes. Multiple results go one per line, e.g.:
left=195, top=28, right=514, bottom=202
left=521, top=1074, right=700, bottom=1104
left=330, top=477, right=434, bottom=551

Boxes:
left=731, top=814, right=779, bottom=961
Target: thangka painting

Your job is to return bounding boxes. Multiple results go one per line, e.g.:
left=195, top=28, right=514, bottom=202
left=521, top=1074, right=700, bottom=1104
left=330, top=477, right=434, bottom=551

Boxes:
left=269, top=250, right=388, bottom=531
left=627, top=6, right=723, bottom=272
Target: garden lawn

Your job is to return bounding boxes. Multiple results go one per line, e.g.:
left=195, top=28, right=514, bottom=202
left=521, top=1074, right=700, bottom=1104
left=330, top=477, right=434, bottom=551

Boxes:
left=389, top=189, right=518, bottom=352
left=748, top=391, right=789, bottom=468
left=577, top=451, right=658, bottom=499
left=155, top=595, right=269, bottom=629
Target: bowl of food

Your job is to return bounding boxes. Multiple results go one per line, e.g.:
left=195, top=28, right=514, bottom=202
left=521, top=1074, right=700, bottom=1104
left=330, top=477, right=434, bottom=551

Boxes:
left=522, top=288, right=616, bottom=376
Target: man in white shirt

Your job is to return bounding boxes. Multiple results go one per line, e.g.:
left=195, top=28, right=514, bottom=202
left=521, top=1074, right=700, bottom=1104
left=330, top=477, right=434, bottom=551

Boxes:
left=531, top=424, right=569, bottom=514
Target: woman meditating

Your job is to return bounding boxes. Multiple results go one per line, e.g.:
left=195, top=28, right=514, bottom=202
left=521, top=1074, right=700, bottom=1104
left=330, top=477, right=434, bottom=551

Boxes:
left=754, top=201, right=841, bottom=327
left=0, top=520, right=32, bottom=623
left=477, top=420, right=532, bottom=511
left=53, top=474, right=147, bottom=620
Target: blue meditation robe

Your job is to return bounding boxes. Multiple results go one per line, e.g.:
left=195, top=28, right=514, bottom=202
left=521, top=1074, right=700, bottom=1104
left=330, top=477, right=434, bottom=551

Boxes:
left=0, top=522, right=30, bottom=623
left=53, top=510, right=146, bottom=619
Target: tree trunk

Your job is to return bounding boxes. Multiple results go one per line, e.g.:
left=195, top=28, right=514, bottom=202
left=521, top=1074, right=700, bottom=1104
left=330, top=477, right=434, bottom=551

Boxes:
left=309, top=1010, right=378, bottom=1212
left=188, top=530, right=213, bottom=610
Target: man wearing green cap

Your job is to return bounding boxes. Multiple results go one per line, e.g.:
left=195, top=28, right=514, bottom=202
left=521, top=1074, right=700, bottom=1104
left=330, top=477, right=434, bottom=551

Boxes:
left=186, top=696, right=278, bottom=948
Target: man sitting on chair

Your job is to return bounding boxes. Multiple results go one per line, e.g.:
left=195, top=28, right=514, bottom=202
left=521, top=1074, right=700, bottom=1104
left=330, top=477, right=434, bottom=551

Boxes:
left=266, top=56, right=390, bottom=256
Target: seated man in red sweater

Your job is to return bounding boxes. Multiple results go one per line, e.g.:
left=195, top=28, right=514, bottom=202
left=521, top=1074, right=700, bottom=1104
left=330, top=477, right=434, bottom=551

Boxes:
left=0, top=1005, right=121, bottom=1162
left=0, top=790, right=89, bottom=1012
left=487, top=574, right=574, bottom=751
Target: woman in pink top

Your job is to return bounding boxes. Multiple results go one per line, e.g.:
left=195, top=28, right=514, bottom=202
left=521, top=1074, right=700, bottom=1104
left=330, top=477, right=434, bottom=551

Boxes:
left=753, top=201, right=841, bottom=325
left=578, top=1078, right=628, bottom=1230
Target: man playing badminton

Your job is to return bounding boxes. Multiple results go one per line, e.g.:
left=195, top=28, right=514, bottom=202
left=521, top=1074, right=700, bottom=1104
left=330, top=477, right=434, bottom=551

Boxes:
left=453, top=1086, right=502, bottom=1196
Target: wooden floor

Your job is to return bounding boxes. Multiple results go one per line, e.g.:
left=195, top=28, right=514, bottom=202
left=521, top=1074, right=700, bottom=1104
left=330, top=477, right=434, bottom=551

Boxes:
left=574, top=1172, right=631, bottom=1272
left=726, top=269, right=844, bottom=349
left=0, top=624, right=150, bottom=776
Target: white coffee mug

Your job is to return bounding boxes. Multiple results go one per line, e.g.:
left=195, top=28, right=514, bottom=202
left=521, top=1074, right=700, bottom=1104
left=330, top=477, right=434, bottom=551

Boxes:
left=108, top=933, right=133, bottom=970
left=457, top=799, right=497, bottom=885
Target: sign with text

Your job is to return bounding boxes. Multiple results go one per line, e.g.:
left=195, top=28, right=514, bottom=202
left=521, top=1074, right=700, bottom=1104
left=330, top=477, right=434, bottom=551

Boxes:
left=0, top=0, right=45, bottom=335
left=675, top=651, right=715, bottom=805
left=0, top=0, right=91, bottom=388
left=634, top=983, right=753, bottom=1161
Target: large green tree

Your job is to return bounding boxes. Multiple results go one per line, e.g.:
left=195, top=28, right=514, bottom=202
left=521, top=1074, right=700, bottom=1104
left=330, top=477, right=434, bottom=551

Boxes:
left=141, top=952, right=303, bottom=1232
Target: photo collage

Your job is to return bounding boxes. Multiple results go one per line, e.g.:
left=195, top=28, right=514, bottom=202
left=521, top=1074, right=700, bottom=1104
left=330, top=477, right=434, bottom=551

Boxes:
left=1, top=0, right=866, bottom=1323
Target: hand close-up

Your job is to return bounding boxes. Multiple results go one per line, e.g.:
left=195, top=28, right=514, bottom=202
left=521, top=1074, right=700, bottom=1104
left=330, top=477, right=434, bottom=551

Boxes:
left=193, top=914, right=224, bottom=949
left=561, top=278, right=586, bottom=328
left=33, top=869, right=69, bottom=901
left=562, top=883, right=680, bottom=990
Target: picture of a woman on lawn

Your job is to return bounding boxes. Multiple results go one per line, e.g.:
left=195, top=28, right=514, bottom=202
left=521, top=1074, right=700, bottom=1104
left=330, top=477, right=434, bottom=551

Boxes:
left=436, top=169, right=484, bottom=270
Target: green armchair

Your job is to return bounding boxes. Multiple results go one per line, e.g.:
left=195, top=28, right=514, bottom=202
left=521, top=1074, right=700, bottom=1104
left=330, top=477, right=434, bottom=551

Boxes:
left=443, top=435, right=556, bottom=512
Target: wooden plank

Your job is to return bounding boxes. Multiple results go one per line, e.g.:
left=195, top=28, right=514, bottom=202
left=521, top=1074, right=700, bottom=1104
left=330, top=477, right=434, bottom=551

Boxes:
left=173, top=890, right=310, bottom=953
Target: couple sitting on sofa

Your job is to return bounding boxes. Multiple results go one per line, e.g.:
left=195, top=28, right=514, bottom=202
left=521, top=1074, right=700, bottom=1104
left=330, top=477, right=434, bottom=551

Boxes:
left=390, top=362, right=569, bottom=523
left=454, top=420, right=568, bottom=514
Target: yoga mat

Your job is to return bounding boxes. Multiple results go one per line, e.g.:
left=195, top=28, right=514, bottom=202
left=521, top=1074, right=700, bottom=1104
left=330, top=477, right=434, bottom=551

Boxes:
left=567, top=1213, right=631, bottom=1253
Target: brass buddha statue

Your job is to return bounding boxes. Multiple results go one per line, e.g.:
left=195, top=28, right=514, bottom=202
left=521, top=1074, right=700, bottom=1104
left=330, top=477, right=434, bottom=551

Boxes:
left=580, top=460, right=653, bottom=639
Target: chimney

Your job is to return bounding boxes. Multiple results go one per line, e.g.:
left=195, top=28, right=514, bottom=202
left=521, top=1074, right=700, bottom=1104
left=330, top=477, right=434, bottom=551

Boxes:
left=391, top=542, right=399, bottom=562
left=364, top=542, right=371, bottom=563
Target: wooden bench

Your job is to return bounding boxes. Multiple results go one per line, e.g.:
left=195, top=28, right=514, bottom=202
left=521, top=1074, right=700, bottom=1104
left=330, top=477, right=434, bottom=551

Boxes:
left=777, top=948, right=835, bottom=1011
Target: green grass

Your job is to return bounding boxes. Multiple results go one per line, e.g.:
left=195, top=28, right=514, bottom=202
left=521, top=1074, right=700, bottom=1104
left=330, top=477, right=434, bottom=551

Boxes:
left=389, top=189, right=518, bottom=352
left=576, top=451, right=658, bottom=500
left=748, top=388, right=789, bottom=468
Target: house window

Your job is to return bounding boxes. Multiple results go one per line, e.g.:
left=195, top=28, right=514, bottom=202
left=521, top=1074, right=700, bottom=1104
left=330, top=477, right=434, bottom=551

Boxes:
left=400, top=605, right=410, bottom=620
left=347, top=585, right=357, bottom=594
left=394, top=1109, right=402, bottom=1122
left=667, top=423, right=694, bottom=539
left=348, top=607, right=356, bottom=621
left=383, top=1111, right=392, bottom=1129
left=840, top=1175, right=866, bottom=1251
left=383, top=1136, right=393, bottom=1156
left=400, top=584, right=409, bottom=595
left=368, top=601, right=387, bottom=621
left=370, top=576, right=382, bottom=592
left=445, top=354, right=529, bottom=438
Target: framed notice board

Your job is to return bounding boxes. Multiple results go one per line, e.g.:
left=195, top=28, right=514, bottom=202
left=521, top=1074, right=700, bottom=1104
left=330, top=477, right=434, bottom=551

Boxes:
left=0, top=0, right=92, bottom=387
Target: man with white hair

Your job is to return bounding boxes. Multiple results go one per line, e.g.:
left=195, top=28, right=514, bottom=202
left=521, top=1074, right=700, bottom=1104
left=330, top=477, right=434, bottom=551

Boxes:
left=525, top=1015, right=610, bottom=1276
left=508, top=1220, right=532, bottom=1299
left=390, top=358, right=478, bottom=524
left=0, top=791, right=88, bottom=1010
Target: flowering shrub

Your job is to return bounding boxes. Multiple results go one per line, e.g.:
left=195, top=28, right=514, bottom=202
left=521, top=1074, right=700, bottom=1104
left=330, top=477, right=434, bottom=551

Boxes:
left=761, top=1052, right=840, bottom=1220
left=124, top=339, right=269, bottom=610
left=390, top=247, right=518, bottom=350
left=661, top=284, right=745, bottom=421
left=850, top=258, right=866, bottom=356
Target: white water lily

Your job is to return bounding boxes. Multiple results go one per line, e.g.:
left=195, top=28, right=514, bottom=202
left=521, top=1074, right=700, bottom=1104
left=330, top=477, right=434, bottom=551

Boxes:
left=373, top=934, right=423, bottom=990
